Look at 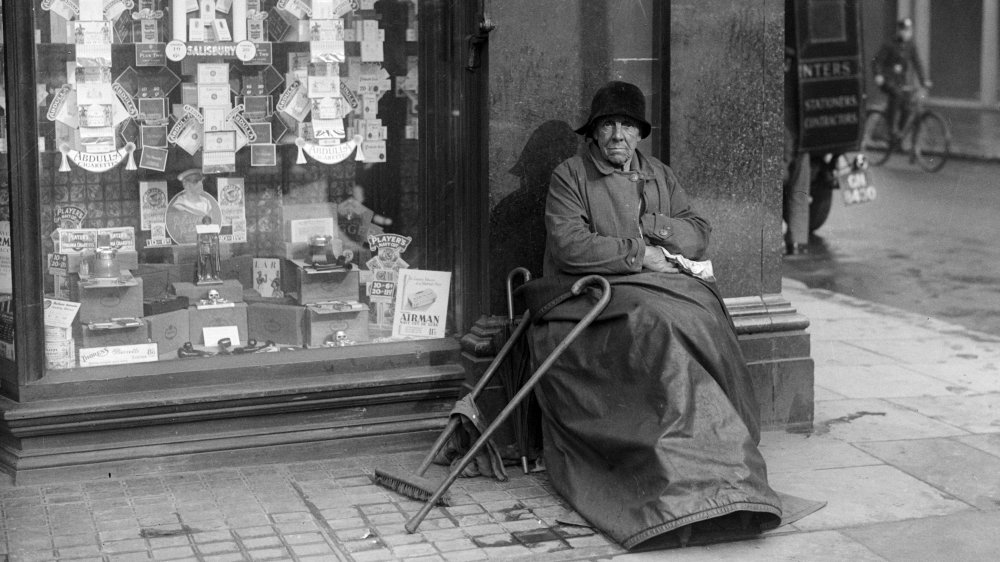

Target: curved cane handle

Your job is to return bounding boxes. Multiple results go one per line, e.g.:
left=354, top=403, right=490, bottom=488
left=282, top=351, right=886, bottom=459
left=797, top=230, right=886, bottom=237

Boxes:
left=506, top=267, right=532, bottom=321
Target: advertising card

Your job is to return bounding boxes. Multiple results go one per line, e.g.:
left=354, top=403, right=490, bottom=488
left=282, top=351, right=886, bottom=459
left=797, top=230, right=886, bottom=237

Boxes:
left=198, top=84, right=232, bottom=108
left=250, top=144, right=277, bottom=166
left=309, top=20, right=345, bottom=41
left=249, top=122, right=272, bottom=143
left=243, top=95, right=272, bottom=121
left=140, top=181, right=169, bottom=231
left=141, top=125, right=169, bottom=147
left=217, top=177, right=248, bottom=242
left=392, top=269, right=451, bottom=339
left=253, top=258, right=282, bottom=297
left=204, top=130, right=237, bottom=152
left=0, top=221, right=10, bottom=294
left=198, top=63, right=230, bottom=84
left=139, top=146, right=169, bottom=172
left=43, top=298, right=81, bottom=330
left=310, top=41, right=346, bottom=64
left=138, top=98, right=167, bottom=123
left=79, top=343, right=158, bottom=367
left=202, top=150, right=236, bottom=175
left=135, top=43, right=168, bottom=66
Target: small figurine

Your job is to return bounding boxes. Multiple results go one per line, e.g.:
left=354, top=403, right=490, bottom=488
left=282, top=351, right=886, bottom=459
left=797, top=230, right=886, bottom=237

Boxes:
left=197, top=289, right=229, bottom=307
left=177, top=342, right=215, bottom=358
left=195, top=218, right=223, bottom=286
left=324, top=330, right=355, bottom=347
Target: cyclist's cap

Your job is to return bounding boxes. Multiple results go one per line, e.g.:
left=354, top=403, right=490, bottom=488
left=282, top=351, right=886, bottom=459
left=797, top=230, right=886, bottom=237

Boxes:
left=897, top=17, right=913, bottom=30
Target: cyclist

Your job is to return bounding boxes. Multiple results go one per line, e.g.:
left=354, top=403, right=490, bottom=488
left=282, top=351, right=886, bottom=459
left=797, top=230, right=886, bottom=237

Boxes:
left=872, top=17, right=932, bottom=139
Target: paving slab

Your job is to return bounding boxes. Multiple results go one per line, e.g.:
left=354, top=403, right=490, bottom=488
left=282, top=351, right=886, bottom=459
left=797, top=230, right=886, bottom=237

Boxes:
left=904, top=361, right=1000, bottom=394
left=813, top=398, right=971, bottom=442
left=957, top=432, right=1000, bottom=458
left=814, top=363, right=961, bottom=399
left=767, top=465, right=970, bottom=531
left=810, top=340, right=898, bottom=367
left=813, top=385, right=848, bottom=401
left=855, top=437, right=1000, bottom=510
left=850, top=336, right=1000, bottom=366
left=759, top=431, right=882, bottom=474
left=888, top=393, right=1000, bottom=434
left=840, top=510, right=1000, bottom=562
left=805, top=316, right=943, bottom=342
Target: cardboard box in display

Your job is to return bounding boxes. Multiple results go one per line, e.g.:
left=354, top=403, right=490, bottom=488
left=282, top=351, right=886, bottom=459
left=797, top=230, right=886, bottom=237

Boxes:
left=76, top=274, right=145, bottom=324
left=243, top=290, right=298, bottom=306
left=282, top=203, right=339, bottom=242
left=220, top=255, right=255, bottom=290
left=171, top=280, right=244, bottom=304
left=143, top=296, right=189, bottom=316
left=283, top=261, right=360, bottom=305
left=248, top=303, right=307, bottom=346
left=305, top=304, right=369, bottom=347
left=188, top=302, right=248, bottom=346
left=137, top=263, right=197, bottom=299
left=145, top=308, right=191, bottom=356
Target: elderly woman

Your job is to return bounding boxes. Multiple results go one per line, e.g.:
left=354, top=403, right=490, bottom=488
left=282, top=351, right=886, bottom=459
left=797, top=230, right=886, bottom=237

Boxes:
left=523, top=81, right=782, bottom=550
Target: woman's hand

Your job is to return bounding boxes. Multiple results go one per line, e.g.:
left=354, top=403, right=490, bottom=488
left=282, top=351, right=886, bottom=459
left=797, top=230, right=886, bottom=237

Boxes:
left=642, top=246, right=680, bottom=273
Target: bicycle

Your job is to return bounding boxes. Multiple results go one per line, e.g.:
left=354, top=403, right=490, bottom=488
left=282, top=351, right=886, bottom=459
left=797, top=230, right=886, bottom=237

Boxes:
left=861, top=86, right=951, bottom=172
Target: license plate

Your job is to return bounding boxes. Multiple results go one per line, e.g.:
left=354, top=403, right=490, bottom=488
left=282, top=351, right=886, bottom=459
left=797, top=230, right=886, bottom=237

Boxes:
left=839, top=170, right=876, bottom=205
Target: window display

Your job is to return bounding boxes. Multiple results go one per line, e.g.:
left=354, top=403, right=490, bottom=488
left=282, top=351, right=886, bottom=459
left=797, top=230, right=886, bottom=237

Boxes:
left=0, top=0, right=12, bottom=363
left=33, top=0, right=449, bottom=372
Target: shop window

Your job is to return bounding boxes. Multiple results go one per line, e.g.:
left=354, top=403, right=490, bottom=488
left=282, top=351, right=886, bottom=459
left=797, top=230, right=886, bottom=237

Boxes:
left=0, top=0, right=12, bottom=366
left=27, top=0, right=467, bottom=374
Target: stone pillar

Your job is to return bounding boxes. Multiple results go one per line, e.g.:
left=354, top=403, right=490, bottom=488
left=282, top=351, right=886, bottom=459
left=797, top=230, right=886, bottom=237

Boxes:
left=486, top=0, right=812, bottom=430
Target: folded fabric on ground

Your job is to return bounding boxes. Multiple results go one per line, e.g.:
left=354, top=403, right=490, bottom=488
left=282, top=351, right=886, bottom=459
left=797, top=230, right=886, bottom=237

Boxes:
left=518, top=272, right=783, bottom=550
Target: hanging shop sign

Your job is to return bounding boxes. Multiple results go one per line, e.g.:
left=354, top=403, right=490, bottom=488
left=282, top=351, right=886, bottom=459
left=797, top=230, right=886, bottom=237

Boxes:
left=59, top=142, right=137, bottom=173
left=295, top=135, right=365, bottom=165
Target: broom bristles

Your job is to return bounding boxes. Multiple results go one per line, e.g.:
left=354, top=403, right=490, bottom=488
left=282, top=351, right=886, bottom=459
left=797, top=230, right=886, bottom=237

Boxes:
left=371, top=469, right=451, bottom=506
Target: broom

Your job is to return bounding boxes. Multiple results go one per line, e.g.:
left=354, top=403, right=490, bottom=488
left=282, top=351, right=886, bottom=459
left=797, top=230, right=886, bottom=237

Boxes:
left=402, top=275, right=611, bottom=532
left=371, top=310, right=532, bottom=504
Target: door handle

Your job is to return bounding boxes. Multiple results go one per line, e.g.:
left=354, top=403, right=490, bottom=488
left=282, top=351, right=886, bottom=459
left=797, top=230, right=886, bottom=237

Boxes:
left=466, top=17, right=496, bottom=71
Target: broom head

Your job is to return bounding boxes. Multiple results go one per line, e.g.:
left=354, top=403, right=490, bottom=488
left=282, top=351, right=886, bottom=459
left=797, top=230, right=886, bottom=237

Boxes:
left=371, top=468, right=451, bottom=506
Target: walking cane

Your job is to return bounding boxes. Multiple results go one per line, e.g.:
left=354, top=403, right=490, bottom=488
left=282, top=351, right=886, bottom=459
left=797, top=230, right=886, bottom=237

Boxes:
left=404, top=275, right=612, bottom=533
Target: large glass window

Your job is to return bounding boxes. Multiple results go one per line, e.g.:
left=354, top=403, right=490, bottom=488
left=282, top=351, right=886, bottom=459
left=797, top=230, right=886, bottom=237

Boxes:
left=0, top=0, right=12, bottom=365
left=33, top=0, right=454, bottom=373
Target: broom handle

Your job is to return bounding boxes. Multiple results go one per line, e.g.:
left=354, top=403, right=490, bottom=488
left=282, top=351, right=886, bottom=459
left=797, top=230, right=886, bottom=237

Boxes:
left=406, top=275, right=611, bottom=533
left=414, top=310, right=533, bottom=476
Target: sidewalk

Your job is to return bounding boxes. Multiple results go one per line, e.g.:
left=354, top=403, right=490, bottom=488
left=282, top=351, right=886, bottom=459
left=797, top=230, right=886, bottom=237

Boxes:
left=2, top=278, right=999, bottom=561
left=927, top=105, right=1000, bottom=161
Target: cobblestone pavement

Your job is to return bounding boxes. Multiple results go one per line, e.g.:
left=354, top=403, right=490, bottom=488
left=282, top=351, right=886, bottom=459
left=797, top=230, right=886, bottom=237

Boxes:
left=0, top=453, right=623, bottom=562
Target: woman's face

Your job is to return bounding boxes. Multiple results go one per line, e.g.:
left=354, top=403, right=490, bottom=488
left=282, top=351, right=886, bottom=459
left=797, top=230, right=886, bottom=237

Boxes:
left=594, top=115, right=641, bottom=168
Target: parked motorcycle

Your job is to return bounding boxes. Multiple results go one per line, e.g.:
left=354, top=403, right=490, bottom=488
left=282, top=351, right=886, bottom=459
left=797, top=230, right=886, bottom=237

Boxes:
left=805, top=152, right=875, bottom=233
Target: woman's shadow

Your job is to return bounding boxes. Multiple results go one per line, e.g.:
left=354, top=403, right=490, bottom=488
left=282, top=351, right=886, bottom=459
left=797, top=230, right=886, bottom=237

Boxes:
left=489, top=120, right=579, bottom=313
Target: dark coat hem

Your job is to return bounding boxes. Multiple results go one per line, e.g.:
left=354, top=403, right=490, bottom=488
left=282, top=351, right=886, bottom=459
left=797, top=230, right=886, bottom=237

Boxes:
left=622, top=500, right=783, bottom=550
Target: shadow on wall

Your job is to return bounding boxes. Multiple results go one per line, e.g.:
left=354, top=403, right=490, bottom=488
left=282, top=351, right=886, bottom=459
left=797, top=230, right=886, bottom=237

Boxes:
left=489, top=120, right=580, bottom=313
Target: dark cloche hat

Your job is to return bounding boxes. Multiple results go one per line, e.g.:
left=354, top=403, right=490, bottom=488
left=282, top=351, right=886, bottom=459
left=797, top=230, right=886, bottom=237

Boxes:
left=575, top=80, right=652, bottom=139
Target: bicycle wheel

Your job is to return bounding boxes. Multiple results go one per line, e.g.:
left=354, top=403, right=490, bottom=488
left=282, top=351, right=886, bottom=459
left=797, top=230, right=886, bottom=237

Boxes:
left=913, top=111, right=950, bottom=172
left=861, top=110, right=892, bottom=165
